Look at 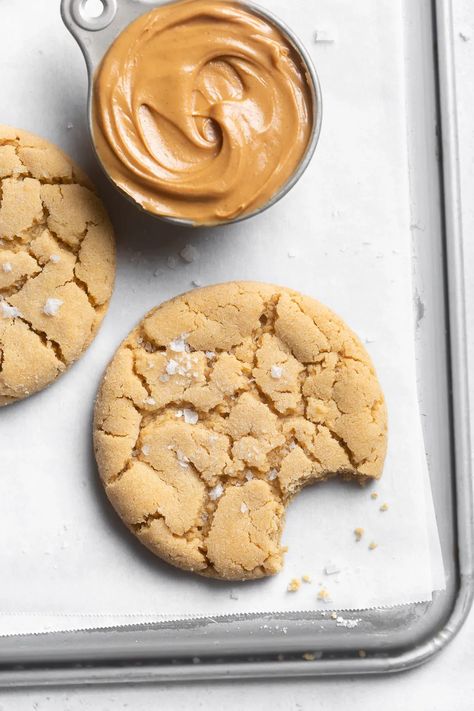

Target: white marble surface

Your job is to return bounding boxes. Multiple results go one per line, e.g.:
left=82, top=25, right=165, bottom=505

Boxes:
left=1, top=0, right=473, bottom=708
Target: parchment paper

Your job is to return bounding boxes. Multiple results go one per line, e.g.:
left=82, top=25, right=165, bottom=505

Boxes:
left=0, top=0, right=445, bottom=635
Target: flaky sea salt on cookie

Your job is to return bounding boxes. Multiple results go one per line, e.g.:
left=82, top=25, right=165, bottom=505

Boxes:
left=94, top=282, right=387, bottom=581
left=0, top=125, right=116, bottom=406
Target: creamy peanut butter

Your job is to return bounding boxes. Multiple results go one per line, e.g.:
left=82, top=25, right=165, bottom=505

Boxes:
left=92, top=0, right=314, bottom=225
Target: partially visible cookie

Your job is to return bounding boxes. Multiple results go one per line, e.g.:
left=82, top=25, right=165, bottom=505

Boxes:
left=0, top=125, right=116, bottom=405
left=94, top=282, right=387, bottom=580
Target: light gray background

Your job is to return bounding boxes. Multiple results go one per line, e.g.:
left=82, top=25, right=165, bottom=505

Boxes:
left=1, top=0, right=473, bottom=708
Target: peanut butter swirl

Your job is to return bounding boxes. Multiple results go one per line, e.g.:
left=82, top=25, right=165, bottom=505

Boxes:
left=92, top=0, right=314, bottom=225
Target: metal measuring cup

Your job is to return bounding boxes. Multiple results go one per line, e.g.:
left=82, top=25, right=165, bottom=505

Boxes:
left=61, top=0, right=323, bottom=227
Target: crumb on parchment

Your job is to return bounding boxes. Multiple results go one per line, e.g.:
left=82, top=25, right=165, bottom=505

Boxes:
left=317, top=587, right=331, bottom=603
left=380, top=503, right=389, bottom=512
left=371, top=492, right=379, bottom=500
left=302, top=574, right=311, bottom=583
left=368, top=542, right=378, bottom=550
left=287, top=578, right=301, bottom=592
left=354, top=527, right=364, bottom=542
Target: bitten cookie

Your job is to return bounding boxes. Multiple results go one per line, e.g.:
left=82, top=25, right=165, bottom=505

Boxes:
left=0, top=125, right=115, bottom=405
left=94, top=282, right=387, bottom=580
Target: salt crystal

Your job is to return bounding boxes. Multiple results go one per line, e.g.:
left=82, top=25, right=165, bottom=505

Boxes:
left=159, top=374, right=170, bottom=383
left=314, top=29, right=336, bottom=44
left=175, top=410, right=183, bottom=418
left=192, top=279, right=203, bottom=288
left=229, top=590, right=239, bottom=600
left=324, top=563, right=340, bottom=576
left=267, top=469, right=278, bottom=481
left=240, top=502, right=248, bottom=514
left=244, top=470, right=254, bottom=481
left=289, top=440, right=296, bottom=450
left=271, top=364, right=283, bottom=379
left=2, top=262, right=12, bottom=273
left=336, top=616, right=360, bottom=629
left=144, top=397, right=156, bottom=406
left=49, top=254, right=60, bottom=264
left=141, top=444, right=151, bottom=456
left=459, top=27, right=471, bottom=41
left=287, top=250, right=297, bottom=258
left=167, top=255, right=178, bottom=269
left=183, top=408, right=198, bottom=425
left=1, top=302, right=22, bottom=318
left=147, top=361, right=155, bottom=369
left=176, top=450, right=190, bottom=468
left=180, top=244, right=200, bottom=263
left=154, top=268, right=163, bottom=277
left=169, top=335, right=188, bottom=353
left=208, top=434, right=218, bottom=442
left=209, top=483, right=224, bottom=500
left=166, top=359, right=179, bottom=375
left=205, top=351, right=216, bottom=360
left=66, top=122, right=74, bottom=130
left=43, top=298, right=63, bottom=316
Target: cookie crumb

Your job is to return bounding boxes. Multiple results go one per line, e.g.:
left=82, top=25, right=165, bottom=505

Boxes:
left=271, top=364, right=283, bottom=379
left=183, top=408, right=198, bottom=425
left=370, top=492, right=378, bottom=500
left=43, top=298, right=63, bottom=316
left=324, top=563, right=340, bottom=576
left=2, top=262, right=12, bottom=273
left=302, top=574, right=311, bottom=583
left=180, top=244, right=200, bottom=263
left=49, top=254, right=61, bottom=264
left=209, top=483, right=224, bottom=501
left=287, top=578, right=301, bottom=592
left=330, top=611, right=338, bottom=620
left=358, top=649, right=367, bottom=658
left=1, top=302, right=22, bottom=319
left=380, top=503, right=389, bottom=512
left=317, top=587, right=332, bottom=603
left=354, top=527, right=364, bottom=542
left=240, top=502, right=248, bottom=514
left=302, top=652, right=316, bottom=661
left=368, top=542, right=378, bottom=550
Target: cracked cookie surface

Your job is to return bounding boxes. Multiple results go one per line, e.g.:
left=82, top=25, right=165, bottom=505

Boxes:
left=0, top=125, right=116, bottom=406
left=94, top=282, right=387, bottom=580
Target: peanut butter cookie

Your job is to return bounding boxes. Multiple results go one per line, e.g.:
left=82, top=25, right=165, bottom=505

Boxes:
left=0, top=125, right=115, bottom=405
left=94, top=282, right=387, bottom=580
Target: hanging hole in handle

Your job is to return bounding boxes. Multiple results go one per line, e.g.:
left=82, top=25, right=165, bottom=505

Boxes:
left=71, top=0, right=117, bottom=31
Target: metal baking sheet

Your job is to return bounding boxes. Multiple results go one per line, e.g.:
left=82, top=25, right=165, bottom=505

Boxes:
left=0, top=0, right=472, bottom=685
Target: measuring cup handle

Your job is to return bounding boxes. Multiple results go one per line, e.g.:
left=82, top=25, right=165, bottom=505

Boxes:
left=61, top=0, right=118, bottom=34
